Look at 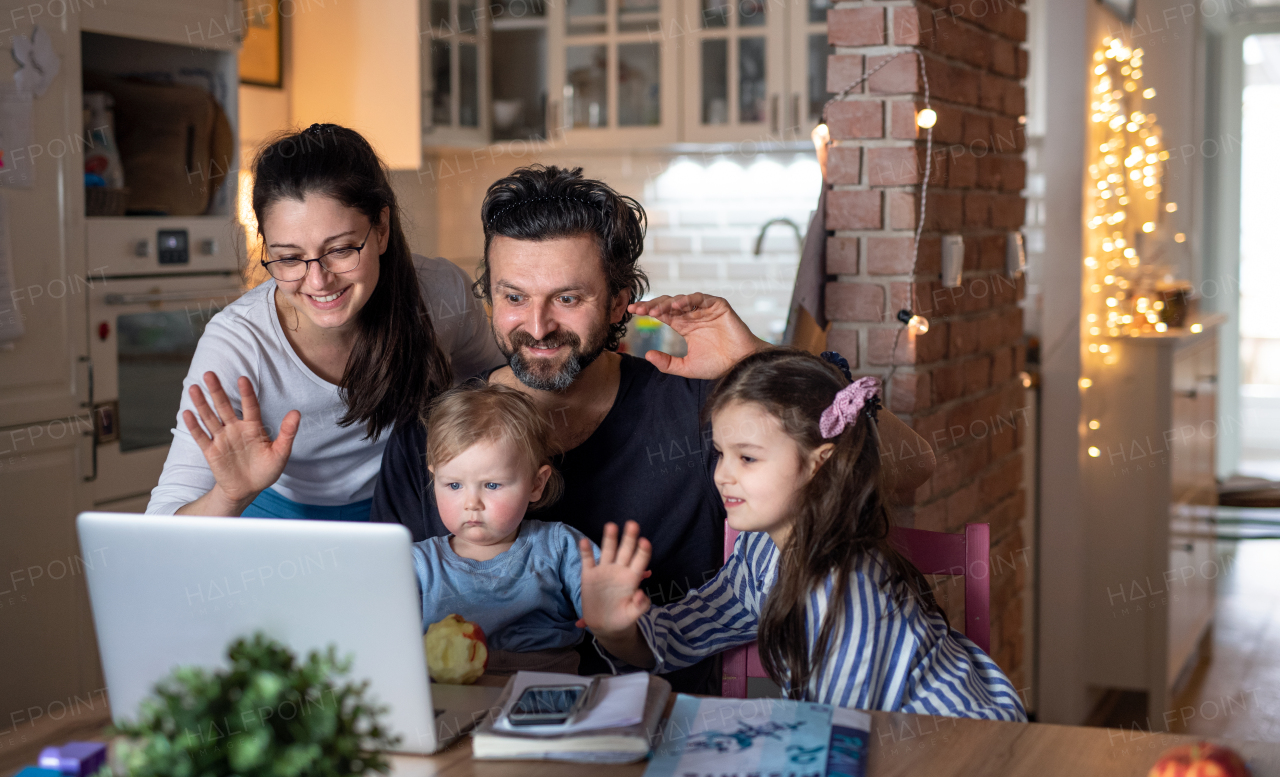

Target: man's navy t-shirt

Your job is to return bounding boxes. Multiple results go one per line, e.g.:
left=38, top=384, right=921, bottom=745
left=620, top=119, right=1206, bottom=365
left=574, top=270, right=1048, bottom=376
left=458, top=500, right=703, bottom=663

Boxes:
left=370, top=354, right=726, bottom=693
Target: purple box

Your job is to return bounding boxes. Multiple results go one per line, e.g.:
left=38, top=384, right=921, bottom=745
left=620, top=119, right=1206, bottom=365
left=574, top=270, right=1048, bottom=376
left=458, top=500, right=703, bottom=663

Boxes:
left=37, top=742, right=106, bottom=776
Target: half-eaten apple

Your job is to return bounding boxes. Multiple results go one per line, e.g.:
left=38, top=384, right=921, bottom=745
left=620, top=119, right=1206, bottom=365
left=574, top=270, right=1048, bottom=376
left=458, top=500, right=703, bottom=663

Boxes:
left=424, top=614, right=489, bottom=685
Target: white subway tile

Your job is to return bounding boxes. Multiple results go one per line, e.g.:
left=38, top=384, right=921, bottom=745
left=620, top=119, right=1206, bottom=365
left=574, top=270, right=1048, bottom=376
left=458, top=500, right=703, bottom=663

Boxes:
left=654, top=235, right=694, bottom=253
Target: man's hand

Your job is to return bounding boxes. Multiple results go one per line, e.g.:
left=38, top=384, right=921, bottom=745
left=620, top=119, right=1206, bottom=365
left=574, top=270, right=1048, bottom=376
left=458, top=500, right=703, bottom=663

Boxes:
left=579, top=521, right=652, bottom=637
left=628, top=293, right=768, bottom=380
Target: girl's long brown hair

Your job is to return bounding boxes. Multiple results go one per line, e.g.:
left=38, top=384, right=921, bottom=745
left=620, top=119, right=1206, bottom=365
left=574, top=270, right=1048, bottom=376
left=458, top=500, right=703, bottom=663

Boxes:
left=706, top=349, right=942, bottom=698
left=252, top=125, right=452, bottom=439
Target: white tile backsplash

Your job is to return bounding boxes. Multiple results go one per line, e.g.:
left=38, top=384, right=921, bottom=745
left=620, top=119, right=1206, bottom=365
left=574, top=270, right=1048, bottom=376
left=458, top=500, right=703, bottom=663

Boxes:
left=643, top=153, right=822, bottom=343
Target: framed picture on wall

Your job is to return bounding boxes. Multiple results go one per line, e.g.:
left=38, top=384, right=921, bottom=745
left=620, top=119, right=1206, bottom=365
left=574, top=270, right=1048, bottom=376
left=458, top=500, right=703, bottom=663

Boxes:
left=1098, top=0, right=1136, bottom=24
left=240, top=0, right=282, bottom=88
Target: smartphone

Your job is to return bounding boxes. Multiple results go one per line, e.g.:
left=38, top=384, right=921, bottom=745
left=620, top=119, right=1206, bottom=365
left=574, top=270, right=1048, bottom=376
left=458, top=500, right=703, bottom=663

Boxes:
left=506, top=683, right=593, bottom=727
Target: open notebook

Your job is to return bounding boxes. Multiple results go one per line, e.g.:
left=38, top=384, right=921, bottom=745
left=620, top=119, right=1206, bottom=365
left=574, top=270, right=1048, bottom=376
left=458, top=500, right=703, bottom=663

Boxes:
left=472, top=671, right=672, bottom=763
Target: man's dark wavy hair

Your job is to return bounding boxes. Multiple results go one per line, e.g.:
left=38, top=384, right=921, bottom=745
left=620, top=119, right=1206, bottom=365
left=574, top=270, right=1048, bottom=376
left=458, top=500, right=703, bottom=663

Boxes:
left=475, top=165, right=649, bottom=351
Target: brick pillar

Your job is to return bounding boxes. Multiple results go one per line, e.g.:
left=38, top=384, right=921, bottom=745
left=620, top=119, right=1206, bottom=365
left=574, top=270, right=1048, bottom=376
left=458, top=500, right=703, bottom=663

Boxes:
left=823, top=0, right=1030, bottom=694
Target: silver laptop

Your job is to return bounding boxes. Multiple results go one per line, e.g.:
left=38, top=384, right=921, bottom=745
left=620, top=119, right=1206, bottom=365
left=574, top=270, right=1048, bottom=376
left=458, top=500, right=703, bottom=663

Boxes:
left=77, top=512, right=502, bottom=755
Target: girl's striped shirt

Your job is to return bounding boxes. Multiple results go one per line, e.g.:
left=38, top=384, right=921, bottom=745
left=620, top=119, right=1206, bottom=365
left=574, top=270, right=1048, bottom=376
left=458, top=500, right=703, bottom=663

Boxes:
left=613, top=531, right=1026, bottom=721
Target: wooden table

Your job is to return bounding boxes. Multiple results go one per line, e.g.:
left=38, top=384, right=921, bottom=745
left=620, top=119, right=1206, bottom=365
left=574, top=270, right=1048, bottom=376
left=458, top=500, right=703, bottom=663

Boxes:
left=8, top=703, right=1280, bottom=777
left=385, top=711, right=1280, bottom=777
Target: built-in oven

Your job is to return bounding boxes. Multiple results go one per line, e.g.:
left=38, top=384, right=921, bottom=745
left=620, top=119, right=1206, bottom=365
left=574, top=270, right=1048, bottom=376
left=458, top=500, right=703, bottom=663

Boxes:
left=87, top=274, right=246, bottom=505
left=85, top=216, right=246, bottom=507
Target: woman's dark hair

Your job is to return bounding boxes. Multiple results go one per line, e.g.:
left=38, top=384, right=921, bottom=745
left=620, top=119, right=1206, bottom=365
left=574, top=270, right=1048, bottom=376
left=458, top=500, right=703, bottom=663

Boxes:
left=477, top=165, right=649, bottom=351
left=251, top=124, right=452, bottom=439
left=706, top=349, right=943, bottom=699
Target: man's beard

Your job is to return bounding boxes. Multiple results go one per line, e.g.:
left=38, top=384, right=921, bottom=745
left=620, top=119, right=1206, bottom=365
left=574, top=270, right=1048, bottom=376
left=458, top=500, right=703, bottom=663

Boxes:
left=495, top=320, right=610, bottom=392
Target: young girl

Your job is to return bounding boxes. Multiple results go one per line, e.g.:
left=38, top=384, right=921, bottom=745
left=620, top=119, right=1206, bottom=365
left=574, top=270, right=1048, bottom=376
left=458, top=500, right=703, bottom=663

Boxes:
left=579, top=349, right=1026, bottom=720
left=413, top=383, right=599, bottom=674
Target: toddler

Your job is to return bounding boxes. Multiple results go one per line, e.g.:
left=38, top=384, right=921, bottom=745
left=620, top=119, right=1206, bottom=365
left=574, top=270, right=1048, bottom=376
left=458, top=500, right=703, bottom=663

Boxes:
left=413, top=383, right=598, bottom=674
left=580, top=349, right=1026, bottom=720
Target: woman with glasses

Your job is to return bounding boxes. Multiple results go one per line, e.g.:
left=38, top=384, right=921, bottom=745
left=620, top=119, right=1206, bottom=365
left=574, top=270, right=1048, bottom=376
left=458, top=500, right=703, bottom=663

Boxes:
left=145, top=124, right=502, bottom=521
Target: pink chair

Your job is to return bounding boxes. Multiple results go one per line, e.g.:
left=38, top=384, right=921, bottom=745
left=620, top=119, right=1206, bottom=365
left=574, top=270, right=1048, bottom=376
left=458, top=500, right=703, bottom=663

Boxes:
left=720, top=522, right=991, bottom=698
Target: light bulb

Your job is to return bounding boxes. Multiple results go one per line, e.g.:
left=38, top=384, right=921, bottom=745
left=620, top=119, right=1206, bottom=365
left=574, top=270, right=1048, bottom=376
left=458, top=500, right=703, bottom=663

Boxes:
left=811, top=123, right=830, bottom=154
left=1089, top=420, right=1101, bottom=430
left=916, top=108, right=938, bottom=129
left=1080, top=378, right=1093, bottom=388
left=1144, top=88, right=1156, bottom=98
left=1166, top=203, right=1177, bottom=212
left=1175, top=233, right=1186, bottom=243
left=907, top=315, right=930, bottom=335
left=1155, top=322, right=1168, bottom=332
left=1088, top=446, right=1101, bottom=458
left=1190, top=323, right=1203, bottom=333
left=1142, top=222, right=1155, bottom=233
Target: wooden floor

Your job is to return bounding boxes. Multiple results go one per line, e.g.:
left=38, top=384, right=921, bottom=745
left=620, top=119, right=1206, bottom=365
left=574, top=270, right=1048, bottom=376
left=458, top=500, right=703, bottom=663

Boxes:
left=1168, top=539, right=1280, bottom=741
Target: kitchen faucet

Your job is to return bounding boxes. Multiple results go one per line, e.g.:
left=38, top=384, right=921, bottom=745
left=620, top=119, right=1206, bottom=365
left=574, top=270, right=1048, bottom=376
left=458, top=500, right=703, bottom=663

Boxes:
left=753, top=217, right=805, bottom=255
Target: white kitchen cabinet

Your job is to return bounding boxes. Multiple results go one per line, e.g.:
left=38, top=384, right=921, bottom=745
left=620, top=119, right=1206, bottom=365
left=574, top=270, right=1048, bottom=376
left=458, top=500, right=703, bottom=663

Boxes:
left=1082, top=316, right=1223, bottom=732
left=0, top=414, right=99, bottom=735
left=420, top=0, right=823, bottom=151
left=80, top=0, right=241, bottom=51
left=786, top=0, right=832, bottom=134
left=424, top=0, right=491, bottom=147
left=678, top=0, right=784, bottom=143
left=546, top=0, right=680, bottom=147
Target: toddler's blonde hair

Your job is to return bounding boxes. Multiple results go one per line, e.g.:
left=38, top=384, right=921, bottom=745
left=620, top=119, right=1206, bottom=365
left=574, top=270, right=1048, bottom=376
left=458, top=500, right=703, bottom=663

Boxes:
left=422, top=382, right=563, bottom=510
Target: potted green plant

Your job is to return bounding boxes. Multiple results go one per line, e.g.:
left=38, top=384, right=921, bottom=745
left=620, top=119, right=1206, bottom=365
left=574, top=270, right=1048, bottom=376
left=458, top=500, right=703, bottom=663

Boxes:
left=110, top=633, right=399, bottom=777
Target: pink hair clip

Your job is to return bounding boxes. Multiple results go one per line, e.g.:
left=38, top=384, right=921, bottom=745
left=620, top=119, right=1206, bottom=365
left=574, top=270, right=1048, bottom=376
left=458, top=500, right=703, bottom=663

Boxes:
left=819, top=376, right=882, bottom=438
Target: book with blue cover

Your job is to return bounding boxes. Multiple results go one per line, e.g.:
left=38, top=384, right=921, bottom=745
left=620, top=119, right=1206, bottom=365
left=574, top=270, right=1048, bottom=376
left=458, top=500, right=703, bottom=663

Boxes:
left=644, top=695, right=870, bottom=777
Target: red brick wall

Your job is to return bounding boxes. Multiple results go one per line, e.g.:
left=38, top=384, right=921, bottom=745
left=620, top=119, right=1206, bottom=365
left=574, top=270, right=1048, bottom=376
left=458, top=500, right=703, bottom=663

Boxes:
left=823, top=0, right=1030, bottom=694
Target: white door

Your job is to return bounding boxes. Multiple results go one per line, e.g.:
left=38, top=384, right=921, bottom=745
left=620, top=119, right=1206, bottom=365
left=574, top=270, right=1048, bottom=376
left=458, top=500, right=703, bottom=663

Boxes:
left=0, top=14, right=90, bottom=429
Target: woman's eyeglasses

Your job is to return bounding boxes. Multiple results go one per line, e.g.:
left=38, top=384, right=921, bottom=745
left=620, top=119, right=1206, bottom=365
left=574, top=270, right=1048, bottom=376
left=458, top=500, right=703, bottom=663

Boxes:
left=260, top=224, right=374, bottom=282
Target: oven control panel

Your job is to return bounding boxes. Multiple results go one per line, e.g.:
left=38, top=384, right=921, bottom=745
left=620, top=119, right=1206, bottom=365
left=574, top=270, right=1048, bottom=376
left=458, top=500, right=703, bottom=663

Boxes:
left=157, top=230, right=189, bottom=265
left=88, top=216, right=243, bottom=277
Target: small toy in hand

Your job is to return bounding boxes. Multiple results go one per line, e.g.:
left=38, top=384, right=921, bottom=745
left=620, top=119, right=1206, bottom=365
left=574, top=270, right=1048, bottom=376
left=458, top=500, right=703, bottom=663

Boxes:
left=38, top=742, right=106, bottom=776
left=424, top=614, right=489, bottom=684
left=1149, top=741, right=1250, bottom=777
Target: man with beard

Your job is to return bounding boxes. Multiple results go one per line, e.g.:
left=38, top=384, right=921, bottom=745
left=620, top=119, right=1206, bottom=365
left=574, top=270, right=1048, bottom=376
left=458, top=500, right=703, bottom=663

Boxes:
left=371, top=165, right=936, bottom=692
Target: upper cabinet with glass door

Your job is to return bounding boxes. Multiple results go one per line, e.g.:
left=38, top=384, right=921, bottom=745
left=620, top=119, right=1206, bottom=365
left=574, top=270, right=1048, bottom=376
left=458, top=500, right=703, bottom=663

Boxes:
left=680, top=0, right=786, bottom=143
left=424, top=0, right=490, bottom=146
left=787, top=0, right=832, bottom=139
left=547, top=0, right=680, bottom=147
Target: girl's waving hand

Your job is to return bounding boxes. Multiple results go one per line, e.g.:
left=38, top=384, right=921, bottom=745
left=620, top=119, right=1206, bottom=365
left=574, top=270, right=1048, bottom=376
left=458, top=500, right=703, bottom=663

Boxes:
left=579, top=522, right=658, bottom=669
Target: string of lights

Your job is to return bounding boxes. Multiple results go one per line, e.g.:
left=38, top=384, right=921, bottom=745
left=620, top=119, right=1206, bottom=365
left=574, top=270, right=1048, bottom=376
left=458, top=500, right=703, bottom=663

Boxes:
left=1082, top=36, right=1185, bottom=457
left=814, top=49, right=935, bottom=397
